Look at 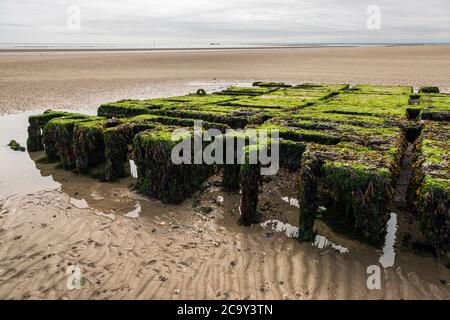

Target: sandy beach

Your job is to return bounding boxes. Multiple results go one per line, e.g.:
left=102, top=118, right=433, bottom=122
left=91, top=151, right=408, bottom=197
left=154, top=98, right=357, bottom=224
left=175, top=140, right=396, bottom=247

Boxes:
left=1, top=45, right=450, bottom=300
left=1, top=45, right=450, bottom=114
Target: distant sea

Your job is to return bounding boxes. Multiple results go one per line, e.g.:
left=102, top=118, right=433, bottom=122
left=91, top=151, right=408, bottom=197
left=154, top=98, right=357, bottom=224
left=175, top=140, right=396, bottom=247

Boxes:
left=0, top=42, right=443, bottom=51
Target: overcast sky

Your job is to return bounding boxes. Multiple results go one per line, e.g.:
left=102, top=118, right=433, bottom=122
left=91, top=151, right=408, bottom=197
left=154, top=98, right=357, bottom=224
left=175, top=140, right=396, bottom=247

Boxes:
left=0, top=0, right=449, bottom=46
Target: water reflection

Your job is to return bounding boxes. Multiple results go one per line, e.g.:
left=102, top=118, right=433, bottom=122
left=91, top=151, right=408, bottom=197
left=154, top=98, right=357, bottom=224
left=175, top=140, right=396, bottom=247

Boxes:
left=0, top=111, right=59, bottom=198
left=124, top=202, right=141, bottom=218
left=379, top=212, right=398, bottom=268
left=129, top=160, right=138, bottom=178
left=281, top=196, right=299, bottom=208
left=260, top=219, right=349, bottom=254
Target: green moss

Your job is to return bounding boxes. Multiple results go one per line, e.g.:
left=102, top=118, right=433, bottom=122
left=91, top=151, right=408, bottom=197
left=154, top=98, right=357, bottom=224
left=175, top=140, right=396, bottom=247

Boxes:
left=259, top=122, right=341, bottom=144
left=219, top=95, right=317, bottom=109
left=73, top=119, right=113, bottom=173
left=319, top=161, right=392, bottom=245
left=350, top=84, right=413, bottom=95
left=217, top=86, right=275, bottom=96
left=133, top=126, right=214, bottom=204
left=296, top=127, right=404, bottom=246
left=163, top=93, right=237, bottom=105
left=147, top=107, right=267, bottom=129
left=130, top=114, right=230, bottom=132
left=279, top=139, right=307, bottom=171
left=417, top=93, right=450, bottom=121
left=409, top=121, right=449, bottom=254
left=294, top=83, right=349, bottom=91
left=292, top=112, right=390, bottom=127
left=302, top=93, right=410, bottom=118
left=42, top=115, right=102, bottom=168
left=27, top=83, right=450, bottom=252
left=27, top=110, right=79, bottom=151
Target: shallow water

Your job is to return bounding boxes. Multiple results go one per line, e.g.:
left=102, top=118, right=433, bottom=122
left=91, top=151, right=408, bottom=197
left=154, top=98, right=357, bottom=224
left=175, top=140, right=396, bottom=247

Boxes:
left=379, top=213, right=398, bottom=268
left=0, top=111, right=59, bottom=197
left=0, top=110, right=95, bottom=198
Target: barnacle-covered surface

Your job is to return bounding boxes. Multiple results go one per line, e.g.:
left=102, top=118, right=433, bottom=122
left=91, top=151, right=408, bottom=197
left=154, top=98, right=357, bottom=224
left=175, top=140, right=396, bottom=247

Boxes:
left=27, top=83, right=449, bottom=252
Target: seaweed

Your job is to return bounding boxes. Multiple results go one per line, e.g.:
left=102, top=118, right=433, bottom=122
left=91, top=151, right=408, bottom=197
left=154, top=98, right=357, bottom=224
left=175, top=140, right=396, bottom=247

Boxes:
left=409, top=121, right=449, bottom=254
left=350, top=84, right=413, bottom=95
left=216, top=86, right=275, bottom=96
left=133, top=126, right=215, bottom=204
left=298, top=151, right=323, bottom=240
left=26, top=82, right=449, bottom=252
left=73, top=119, right=114, bottom=173
left=294, top=83, right=350, bottom=91
left=301, top=92, right=411, bottom=119
left=239, top=145, right=262, bottom=225
left=27, top=110, right=78, bottom=151
left=8, top=140, right=26, bottom=152
left=298, top=142, right=401, bottom=245
left=42, top=115, right=102, bottom=168
left=417, top=93, right=450, bottom=121
left=146, top=108, right=267, bottom=129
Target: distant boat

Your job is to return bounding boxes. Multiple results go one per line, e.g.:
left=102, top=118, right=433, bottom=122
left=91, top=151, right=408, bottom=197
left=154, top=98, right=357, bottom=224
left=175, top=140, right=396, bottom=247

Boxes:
left=209, top=43, right=220, bottom=46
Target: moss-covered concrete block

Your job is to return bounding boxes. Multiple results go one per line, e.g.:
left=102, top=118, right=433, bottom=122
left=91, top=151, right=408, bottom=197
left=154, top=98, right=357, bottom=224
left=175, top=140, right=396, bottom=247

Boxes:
left=42, top=115, right=102, bottom=168
left=27, top=110, right=77, bottom=151
left=133, top=127, right=214, bottom=204
left=410, top=121, right=449, bottom=254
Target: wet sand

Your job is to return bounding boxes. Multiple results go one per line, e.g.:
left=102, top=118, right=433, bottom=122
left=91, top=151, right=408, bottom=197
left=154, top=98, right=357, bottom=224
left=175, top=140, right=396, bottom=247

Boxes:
left=1, top=46, right=450, bottom=299
left=1, top=169, right=449, bottom=300
left=1, top=45, right=450, bottom=114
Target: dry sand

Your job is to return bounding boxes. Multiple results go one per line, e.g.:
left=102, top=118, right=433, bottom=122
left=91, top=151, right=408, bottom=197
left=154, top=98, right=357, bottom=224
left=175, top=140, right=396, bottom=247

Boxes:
left=0, top=45, right=450, bottom=299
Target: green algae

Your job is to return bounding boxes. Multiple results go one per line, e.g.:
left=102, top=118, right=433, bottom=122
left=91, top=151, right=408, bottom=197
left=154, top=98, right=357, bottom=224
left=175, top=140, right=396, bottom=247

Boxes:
left=417, top=93, right=450, bottom=121
left=133, top=126, right=214, bottom=204
left=28, top=82, right=450, bottom=253
left=8, top=140, right=26, bottom=152
left=409, top=121, right=449, bottom=254
left=27, top=110, right=80, bottom=151
left=217, top=86, right=275, bottom=96
left=301, top=92, right=410, bottom=118
left=42, top=114, right=100, bottom=165
left=350, top=84, right=413, bottom=95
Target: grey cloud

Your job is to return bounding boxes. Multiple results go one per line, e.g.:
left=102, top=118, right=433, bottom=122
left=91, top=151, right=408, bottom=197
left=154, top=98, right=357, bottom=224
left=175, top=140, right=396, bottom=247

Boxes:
left=0, top=0, right=448, bottom=45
